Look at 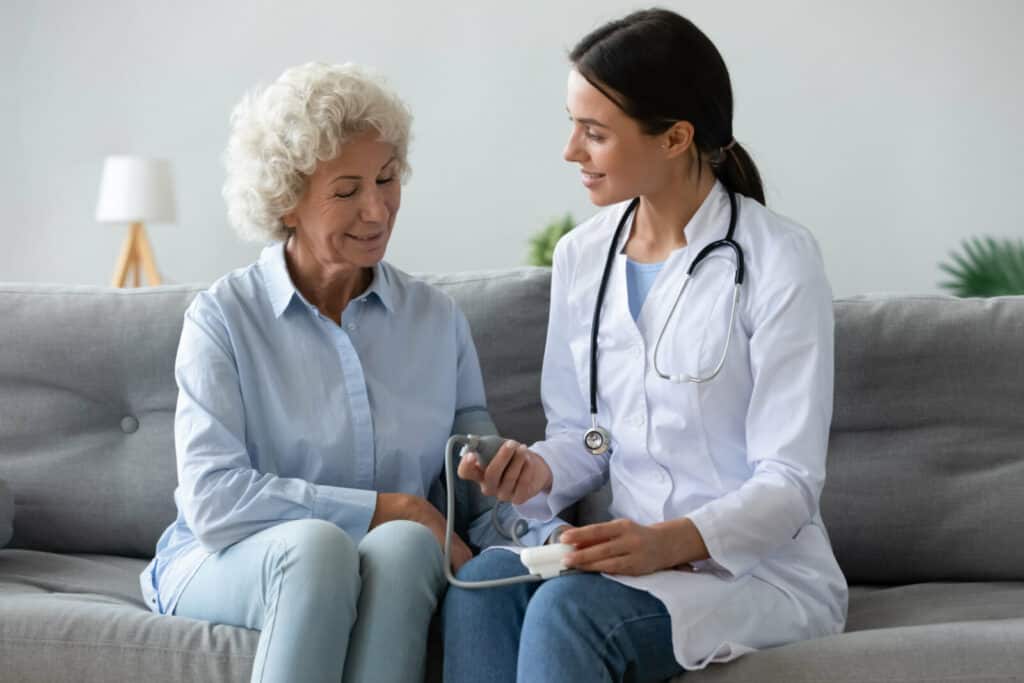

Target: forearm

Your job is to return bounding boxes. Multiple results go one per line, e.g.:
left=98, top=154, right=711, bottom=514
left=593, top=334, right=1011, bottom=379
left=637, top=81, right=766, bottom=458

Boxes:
left=652, top=517, right=711, bottom=569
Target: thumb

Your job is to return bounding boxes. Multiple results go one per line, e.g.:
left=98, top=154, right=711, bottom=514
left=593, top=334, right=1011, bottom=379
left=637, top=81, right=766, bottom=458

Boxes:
left=457, top=452, right=485, bottom=482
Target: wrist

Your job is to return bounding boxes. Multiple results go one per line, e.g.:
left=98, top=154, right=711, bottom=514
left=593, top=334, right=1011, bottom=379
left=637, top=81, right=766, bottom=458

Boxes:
left=654, top=517, right=710, bottom=568
left=533, top=451, right=554, bottom=494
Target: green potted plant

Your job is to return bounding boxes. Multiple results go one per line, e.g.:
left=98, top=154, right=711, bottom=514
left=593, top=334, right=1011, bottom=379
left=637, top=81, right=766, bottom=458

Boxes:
left=527, top=213, right=575, bottom=267
left=939, top=236, right=1024, bottom=297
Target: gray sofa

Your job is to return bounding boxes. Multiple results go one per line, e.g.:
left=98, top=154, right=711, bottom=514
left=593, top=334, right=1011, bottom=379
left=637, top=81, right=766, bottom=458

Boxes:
left=1, top=270, right=1022, bottom=683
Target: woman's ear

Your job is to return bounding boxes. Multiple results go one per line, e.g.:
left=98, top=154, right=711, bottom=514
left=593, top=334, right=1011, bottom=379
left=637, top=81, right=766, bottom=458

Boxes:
left=663, top=121, right=696, bottom=159
left=281, top=211, right=298, bottom=231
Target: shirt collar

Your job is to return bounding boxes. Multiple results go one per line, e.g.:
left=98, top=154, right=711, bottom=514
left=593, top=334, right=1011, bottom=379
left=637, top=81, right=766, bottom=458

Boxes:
left=259, top=241, right=394, bottom=318
left=614, top=180, right=732, bottom=257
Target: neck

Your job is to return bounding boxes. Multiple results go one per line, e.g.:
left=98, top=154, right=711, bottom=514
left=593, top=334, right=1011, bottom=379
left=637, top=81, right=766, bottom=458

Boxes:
left=627, top=165, right=717, bottom=263
left=284, top=235, right=371, bottom=324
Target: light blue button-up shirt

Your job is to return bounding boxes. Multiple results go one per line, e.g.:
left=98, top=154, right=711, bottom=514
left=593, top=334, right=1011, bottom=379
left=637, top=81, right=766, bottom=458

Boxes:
left=141, top=242, right=559, bottom=614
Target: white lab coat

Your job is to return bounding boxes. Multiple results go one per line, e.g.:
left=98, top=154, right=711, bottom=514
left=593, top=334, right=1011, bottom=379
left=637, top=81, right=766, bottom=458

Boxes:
left=516, top=181, right=848, bottom=670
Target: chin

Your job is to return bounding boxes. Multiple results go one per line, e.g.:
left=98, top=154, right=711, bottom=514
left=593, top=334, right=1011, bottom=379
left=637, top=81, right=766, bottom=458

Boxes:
left=587, top=187, right=632, bottom=207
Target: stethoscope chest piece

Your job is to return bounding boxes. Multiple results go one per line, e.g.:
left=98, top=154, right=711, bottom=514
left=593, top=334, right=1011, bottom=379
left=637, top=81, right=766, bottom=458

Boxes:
left=583, top=423, right=611, bottom=456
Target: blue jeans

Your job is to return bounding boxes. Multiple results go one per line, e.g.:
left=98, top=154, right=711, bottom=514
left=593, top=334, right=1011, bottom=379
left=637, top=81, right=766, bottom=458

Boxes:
left=175, top=518, right=445, bottom=683
left=442, top=550, right=684, bottom=683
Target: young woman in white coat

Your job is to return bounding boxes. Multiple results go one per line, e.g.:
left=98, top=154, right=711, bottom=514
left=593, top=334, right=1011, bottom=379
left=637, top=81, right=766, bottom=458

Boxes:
left=443, top=8, right=848, bottom=682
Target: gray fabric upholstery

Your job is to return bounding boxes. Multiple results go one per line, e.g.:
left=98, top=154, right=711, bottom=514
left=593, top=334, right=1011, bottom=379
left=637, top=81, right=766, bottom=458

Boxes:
left=0, top=284, right=202, bottom=557
left=679, top=619, right=1024, bottom=683
left=2, top=548, right=1020, bottom=683
left=0, top=550, right=256, bottom=682
left=0, top=479, right=13, bottom=548
left=824, top=295, right=1024, bottom=584
left=2, top=276, right=1024, bottom=682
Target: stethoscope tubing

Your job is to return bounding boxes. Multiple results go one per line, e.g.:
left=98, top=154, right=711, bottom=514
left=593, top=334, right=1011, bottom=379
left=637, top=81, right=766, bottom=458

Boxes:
left=586, top=188, right=744, bottom=450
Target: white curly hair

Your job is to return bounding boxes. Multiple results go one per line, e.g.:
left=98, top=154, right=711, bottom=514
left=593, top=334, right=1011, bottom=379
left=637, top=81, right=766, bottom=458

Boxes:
left=223, top=62, right=413, bottom=242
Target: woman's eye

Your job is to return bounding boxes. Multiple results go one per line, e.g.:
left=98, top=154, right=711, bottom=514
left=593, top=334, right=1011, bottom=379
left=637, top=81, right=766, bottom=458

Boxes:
left=376, top=176, right=395, bottom=185
left=334, top=189, right=357, bottom=199
left=585, top=129, right=604, bottom=142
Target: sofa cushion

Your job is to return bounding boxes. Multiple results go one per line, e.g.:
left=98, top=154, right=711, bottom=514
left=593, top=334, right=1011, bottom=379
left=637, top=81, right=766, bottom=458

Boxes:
left=0, top=284, right=203, bottom=557
left=0, top=479, right=13, bottom=548
left=0, top=549, right=256, bottom=682
left=680, top=617, right=1024, bottom=683
left=824, top=295, right=1024, bottom=583
left=680, top=583, right=1024, bottom=682
left=3, top=549, right=1020, bottom=683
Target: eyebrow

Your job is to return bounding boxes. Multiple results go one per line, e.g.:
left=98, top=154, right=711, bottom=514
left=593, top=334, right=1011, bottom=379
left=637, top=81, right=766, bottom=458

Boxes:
left=330, top=156, right=398, bottom=183
left=567, top=110, right=610, bottom=129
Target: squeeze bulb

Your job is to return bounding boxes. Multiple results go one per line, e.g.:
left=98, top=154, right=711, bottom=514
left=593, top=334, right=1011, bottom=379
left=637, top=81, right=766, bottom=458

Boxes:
left=459, top=434, right=507, bottom=468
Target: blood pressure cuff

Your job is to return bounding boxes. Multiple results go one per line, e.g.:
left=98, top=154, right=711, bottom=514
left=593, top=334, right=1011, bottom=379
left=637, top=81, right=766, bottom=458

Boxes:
left=0, top=479, right=13, bottom=548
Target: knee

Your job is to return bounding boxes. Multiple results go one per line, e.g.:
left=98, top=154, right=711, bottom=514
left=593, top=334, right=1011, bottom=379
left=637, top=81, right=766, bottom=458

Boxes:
left=360, top=520, right=442, bottom=574
left=453, top=549, right=523, bottom=583
left=523, top=576, right=599, bottom=639
left=275, top=519, right=359, bottom=585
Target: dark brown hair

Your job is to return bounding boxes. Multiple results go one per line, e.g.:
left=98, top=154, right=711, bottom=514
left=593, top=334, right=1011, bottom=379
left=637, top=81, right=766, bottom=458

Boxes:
left=570, top=8, right=765, bottom=204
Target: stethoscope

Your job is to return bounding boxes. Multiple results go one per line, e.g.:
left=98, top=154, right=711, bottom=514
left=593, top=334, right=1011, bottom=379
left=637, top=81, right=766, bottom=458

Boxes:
left=583, top=187, right=745, bottom=456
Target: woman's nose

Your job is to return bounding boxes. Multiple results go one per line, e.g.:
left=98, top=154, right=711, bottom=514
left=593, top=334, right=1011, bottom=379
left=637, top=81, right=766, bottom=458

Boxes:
left=360, top=189, right=389, bottom=223
left=563, top=129, right=584, bottom=163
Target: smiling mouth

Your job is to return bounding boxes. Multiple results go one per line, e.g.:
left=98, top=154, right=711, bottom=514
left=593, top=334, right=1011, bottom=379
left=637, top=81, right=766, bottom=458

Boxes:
left=346, top=231, right=384, bottom=242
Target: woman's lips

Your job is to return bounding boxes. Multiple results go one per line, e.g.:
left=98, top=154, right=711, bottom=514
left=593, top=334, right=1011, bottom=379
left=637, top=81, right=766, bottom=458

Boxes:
left=581, top=170, right=605, bottom=188
left=346, top=231, right=386, bottom=248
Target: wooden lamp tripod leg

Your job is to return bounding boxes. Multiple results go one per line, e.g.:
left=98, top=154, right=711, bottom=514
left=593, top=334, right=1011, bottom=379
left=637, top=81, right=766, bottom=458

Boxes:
left=135, top=224, right=163, bottom=286
left=112, top=223, right=142, bottom=288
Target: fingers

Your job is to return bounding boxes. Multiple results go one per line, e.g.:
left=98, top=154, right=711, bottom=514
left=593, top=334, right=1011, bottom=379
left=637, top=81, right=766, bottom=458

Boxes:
left=482, top=440, right=519, bottom=498
left=560, top=519, right=627, bottom=548
left=496, top=444, right=527, bottom=500
left=564, top=535, right=628, bottom=569
left=457, top=451, right=486, bottom=484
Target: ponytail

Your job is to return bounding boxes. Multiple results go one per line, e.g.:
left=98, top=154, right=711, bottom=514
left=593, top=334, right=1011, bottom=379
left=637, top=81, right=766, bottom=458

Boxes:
left=708, top=141, right=765, bottom=205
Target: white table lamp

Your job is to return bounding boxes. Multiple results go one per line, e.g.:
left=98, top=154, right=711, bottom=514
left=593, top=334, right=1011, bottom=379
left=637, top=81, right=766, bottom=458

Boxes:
left=95, top=156, right=176, bottom=287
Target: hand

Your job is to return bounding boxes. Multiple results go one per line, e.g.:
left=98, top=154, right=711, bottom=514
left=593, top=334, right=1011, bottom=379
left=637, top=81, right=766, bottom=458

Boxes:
left=371, top=493, right=474, bottom=572
left=560, top=517, right=709, bottom=576
left=457, top=439, right=553, bottom=505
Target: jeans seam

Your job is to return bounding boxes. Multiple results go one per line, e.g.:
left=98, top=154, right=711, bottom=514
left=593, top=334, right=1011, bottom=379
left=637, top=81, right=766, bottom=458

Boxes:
left=254, top=539, right=290, bottom=683
left=597, top=611, right=673, bottom=672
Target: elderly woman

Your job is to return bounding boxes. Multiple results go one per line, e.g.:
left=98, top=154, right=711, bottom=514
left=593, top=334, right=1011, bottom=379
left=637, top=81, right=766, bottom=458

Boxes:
left=139, top=62, right=559, bottom=683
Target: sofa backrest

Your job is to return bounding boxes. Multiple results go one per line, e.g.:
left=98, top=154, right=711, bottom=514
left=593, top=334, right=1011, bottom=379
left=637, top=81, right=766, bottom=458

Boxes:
left=2, top=276, right=1023, bottom=583
left=0, top=284, right=200, bottom=557
left=823, top=294, right=1024, bottom=584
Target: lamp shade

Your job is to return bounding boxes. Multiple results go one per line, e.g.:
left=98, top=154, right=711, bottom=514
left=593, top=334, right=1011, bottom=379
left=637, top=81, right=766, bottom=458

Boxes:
left=95, top=156, right=176, bottom=224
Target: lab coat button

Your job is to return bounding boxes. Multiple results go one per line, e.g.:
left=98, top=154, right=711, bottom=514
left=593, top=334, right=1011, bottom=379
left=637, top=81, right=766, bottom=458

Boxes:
left=120, top=416, right=139, bottom=434
left=346, top=323, right=357, bottom=331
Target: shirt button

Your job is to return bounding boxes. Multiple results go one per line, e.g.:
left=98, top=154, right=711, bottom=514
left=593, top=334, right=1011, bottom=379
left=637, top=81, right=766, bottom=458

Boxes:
left=120, top=416, right=139, bottom=434
left=346, top=323, right=357, bottom=331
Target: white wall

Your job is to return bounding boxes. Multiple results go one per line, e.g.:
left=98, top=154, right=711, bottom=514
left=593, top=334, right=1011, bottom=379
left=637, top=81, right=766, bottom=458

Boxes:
left=3, top=0, right=1022, bottom=297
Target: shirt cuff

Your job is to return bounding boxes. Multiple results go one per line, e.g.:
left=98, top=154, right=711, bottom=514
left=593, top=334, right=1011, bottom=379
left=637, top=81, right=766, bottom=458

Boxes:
left=312, top=485, right=378, bottom=544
